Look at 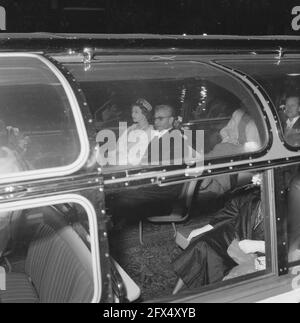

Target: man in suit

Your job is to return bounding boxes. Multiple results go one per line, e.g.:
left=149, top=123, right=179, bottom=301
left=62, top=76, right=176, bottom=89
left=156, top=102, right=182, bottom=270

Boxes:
left=284, top=96, right=300, bottom=134
left=284, top=96, right=300, bottom=146
left=111, top=105, right=185, bottom=225
left=145, top=104, right=189, bottom=166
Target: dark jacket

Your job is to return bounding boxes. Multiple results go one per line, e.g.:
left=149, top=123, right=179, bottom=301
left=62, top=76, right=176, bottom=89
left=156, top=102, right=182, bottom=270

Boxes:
left=146, top=127, right=190, bottom=166
left=173, top=187, right=263, bottom=288
left=285, top=117, right=300, bottom=134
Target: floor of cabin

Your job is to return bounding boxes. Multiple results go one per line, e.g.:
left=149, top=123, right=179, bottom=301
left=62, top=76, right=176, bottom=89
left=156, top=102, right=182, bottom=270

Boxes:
left=109, top=214, right=213, bottom=301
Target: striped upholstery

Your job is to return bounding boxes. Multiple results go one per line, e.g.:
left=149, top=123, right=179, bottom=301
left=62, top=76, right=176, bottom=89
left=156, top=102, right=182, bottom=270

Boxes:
left=0, top=273, right=38, bottom=303
left=38, top=226, right=94, bottom=303
left=0, top=218, right=94, bottom=303
left=25, top=225, right=56, bottom=294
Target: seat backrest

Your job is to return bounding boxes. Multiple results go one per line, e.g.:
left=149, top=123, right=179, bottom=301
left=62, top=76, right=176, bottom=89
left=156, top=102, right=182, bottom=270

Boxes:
left=170, top=180, right=198, bottom=218
left=180, top=180, right=198, bottom=210
left=25, top=208, right=94, bottom=303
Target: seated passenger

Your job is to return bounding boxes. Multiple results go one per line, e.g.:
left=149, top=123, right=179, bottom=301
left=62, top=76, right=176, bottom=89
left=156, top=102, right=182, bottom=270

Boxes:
left=207, top=108, right=261, bottom=158
left=283, top=95, right=300, bottom=146
left=199, top=109, right=261, bottom=197
left=144, top=104, right=201, bottom=166
left=116, top=98, right=154, bottom=166
left=109, top=104, right=185, bottom=225
left=172, top=176, right=265, bottom=293
left=94, top=98, right=155, bottom=167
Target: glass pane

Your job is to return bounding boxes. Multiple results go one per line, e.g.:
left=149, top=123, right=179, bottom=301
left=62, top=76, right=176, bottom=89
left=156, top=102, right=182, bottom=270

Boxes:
left=287, top=167, right=300, bottom=263
left=218, top=59, right=300, bottom=149
left=0, top=56, right=81, bottom=178
left=106, top=171, right=270, bottom=300
left=0, top=202, right=94, bottom=303
left=68, top=61, right=267, bottom=174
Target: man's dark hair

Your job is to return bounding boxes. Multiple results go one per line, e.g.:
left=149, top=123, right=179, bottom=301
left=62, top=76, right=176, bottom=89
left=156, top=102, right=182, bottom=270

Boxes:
left=286, top=93, right=300, bottom=103
left=155, top=104, right=176, bottom=117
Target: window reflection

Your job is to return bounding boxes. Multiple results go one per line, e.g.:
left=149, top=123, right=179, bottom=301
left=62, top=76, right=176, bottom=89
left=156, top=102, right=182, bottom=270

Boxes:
left=77, top=61, right=266, bottom=172
left=217, top=60, right=300, bottom=149
left=0, top=56, right=81, bottom=178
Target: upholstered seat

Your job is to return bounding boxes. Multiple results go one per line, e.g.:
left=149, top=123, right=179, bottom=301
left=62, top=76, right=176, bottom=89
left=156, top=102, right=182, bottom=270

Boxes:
left=0, top=210, right=94, bottom=303
left=0, top=273, right=38, bottom=303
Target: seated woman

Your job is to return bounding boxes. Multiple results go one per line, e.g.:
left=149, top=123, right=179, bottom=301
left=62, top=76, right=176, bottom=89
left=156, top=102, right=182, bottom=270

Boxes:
left=116, top=98, right=154, bottom=166
left=207, top=108, right=261, bottom=158
left=198, top=109, right=262, bottom=197
left=172, top=175, right=265, bottom=294
left=93, top=98, right=155, bottom=168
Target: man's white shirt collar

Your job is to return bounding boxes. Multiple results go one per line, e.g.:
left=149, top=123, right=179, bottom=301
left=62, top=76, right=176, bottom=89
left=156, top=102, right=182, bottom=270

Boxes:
left=287, top=116, right=300, bottom=129
left=154, top=128, right=172, bottom=138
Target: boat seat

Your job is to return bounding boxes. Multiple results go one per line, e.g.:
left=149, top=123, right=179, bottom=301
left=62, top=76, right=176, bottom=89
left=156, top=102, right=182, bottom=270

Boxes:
left=139, top=180, right=198, bottom=245
left=0, top=209, right=94, bottom=303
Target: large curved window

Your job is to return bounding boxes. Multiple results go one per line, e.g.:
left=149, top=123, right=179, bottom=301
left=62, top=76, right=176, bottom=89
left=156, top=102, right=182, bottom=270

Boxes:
left=66, top=60, right=267, bottom=175
left=0, top=54, right=89, bottom=183
left=217, top=59, right=300, bottom=149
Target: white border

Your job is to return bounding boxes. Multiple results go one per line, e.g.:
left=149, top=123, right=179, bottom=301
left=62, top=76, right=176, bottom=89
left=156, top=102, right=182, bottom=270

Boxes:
left=0, top=194, right=102, bottom=303
left=0, top=53, right=90, bottom=184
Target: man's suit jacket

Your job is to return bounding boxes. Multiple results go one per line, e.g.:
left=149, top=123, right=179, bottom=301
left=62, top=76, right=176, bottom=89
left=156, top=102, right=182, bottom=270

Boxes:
left=146, top=128, right=190, bottom=166
left=285, top=117, right=300, bottom=134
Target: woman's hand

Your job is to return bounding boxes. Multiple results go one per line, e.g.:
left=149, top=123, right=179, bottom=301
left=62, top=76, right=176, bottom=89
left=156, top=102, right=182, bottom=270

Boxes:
left=239, top=240, right=265, bottom=254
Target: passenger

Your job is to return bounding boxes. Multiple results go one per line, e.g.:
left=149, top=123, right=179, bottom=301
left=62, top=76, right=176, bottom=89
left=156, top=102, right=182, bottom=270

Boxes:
left=172, top=176, right=265, bottom=294
left=284, top=96, right=300, bottom=135
left=199, top=109, right=261, bottom=197
left=110, top=104, right=185, bottom=225
left=116, top=98, right=154, bottom=166
left=144, top=104, right=201, bottom=166
left=283, top=95, right=300, bottom=146
left=207, top=108, right=261, bottom=158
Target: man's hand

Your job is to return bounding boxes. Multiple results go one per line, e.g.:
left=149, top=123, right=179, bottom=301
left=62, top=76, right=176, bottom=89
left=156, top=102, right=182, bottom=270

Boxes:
left=239, top=240, right=265, bottom=254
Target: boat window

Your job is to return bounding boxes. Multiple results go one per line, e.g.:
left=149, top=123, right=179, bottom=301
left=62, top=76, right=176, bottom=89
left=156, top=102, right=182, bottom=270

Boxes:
left=0, top=54, right=88, bottom=184
left=0, top=198, right=100, bottom=303
left=278, top=165, right=300, bottom=265
left=217, top=59, right=300, bottom=149
left=66, top=61, right=267, bottom=174
left=105, top=170, right=272, bottom=300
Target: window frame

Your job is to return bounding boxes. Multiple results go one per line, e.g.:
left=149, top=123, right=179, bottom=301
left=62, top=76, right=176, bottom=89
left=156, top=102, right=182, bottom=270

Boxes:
left=75, top=58, right=272, bottom=188
left=0, top=53, right=90, bottom=185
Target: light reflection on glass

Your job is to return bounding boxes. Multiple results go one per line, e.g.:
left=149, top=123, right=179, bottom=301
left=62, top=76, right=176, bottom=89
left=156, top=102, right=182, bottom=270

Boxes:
left=180, top=85, right=187, bottom=103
